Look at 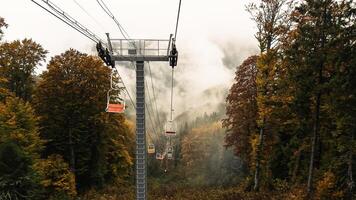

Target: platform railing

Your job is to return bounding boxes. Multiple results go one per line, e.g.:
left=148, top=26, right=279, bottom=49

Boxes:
left=110, top=38, right=171, bottom=57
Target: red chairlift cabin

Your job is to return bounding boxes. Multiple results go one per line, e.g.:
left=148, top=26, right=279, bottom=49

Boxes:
left=106, top=102, right=125, bottom=113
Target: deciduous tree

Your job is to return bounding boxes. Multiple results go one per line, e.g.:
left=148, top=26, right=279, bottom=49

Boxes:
left=223, top=56, right=258, bottom=169
left=34, top=49, right=134, bottom=190
left=0, top=39, right=47, bottom=101
left=247, top=0, right=292, bottom=191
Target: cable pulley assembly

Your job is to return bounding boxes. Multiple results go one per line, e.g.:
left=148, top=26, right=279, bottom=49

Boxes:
left=96, top=42, right=114, bottom=68
left=169, top=41, right=178, bottom=68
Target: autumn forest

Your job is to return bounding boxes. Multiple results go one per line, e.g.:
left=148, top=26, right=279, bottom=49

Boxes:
left=0, top=0, right=355, bottom=200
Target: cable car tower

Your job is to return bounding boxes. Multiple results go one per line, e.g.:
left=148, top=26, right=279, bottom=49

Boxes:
left=97, top=34, right=178, bottom=200
left=30, top=0, right=182, bottom=199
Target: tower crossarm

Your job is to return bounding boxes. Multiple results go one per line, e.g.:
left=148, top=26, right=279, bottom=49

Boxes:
left=106, top=36, right=174, bottom=62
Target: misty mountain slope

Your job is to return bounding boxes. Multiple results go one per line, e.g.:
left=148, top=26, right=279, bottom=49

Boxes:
left=175, top=85, right=228, bottom=125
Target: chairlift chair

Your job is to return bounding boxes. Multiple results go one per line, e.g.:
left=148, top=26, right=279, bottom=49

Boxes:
left=167, top=146, right=173, bottom=160
left=148, top=144, right=155, bottom=154
left=106, top=69, right=126, bottom=113
left=165, top=120, right=176, bottom=136
left=167, top=152, right=173, bottom=160
left=156, top=153, right=163, bottom=160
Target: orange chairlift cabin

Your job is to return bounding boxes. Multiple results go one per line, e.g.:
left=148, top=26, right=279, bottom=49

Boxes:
left=106, top=68, right=126, bottom=113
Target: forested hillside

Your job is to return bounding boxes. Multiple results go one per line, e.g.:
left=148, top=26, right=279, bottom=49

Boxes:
left=0, top=19, right=135, bottom=199
left=223, top=0, right=356, bottom=199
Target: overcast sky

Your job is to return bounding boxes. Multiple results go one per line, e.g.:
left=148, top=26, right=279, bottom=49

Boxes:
left=0, top=0, right=259, bottom=124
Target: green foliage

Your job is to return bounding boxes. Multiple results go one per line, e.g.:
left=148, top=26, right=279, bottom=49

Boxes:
left=148, top=185, right=285, bottom=200
left=0, top=142, right=40, bottom=200
left=0, top=77, right=12, bottom=102
left=146, top=112, right=243, bottom=190
left=34, top=154, right=77, bottom=199
left=98, top=114, right=134, bottom=184
left=0, top=1, right=354, bottom=199
left=0, top=18, right=135, bottom=198
left=81, top=184, right=135, bottom=200
left=282, top=0, right=356, bottom=195
left=0, top=39, right=47, bottom=101
left=33, top=49, right=134, bottom=190
left=181, top=122, right=226, bottom=185
left=225, top=0, right=356, bottom=198
left=315, top=171, right=344, bottom=200
left=245, top=0, right=294, bottom=191
left=0, top=96, right=44, bottom=159
left=0, top=88, right=45, bottom=199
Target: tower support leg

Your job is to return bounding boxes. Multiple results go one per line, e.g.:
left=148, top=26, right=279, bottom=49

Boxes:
left=136, top=61, right=147, bottom=200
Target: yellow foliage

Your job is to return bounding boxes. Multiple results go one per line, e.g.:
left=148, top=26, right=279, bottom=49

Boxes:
left=124, top=119, right=135, bottom=133
left=249, top=134, right=259, bottom=169
left=181, top=122, right=222, bottom=169
left=34, top=154, right=77, bottom=198
left=255, top=51, right=279, bottom=124
left=315, top=171, right=344, bottom=200
left=0, top=97, right=44, bottom=159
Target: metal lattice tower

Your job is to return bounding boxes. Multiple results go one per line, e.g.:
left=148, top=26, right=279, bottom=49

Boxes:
left=136, top=61, right=146, bottom=199
left=97, top=33, right=177, bottom=200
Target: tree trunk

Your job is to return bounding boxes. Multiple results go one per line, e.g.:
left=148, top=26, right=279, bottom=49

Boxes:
left=348, top=131, right=354, bottom=200
left=254, top=123, right=264, bottom=191
left=307, top=6, right=326, bottom=194
left=69, top=129, right=76, bottom=172
left=292, top=150, right=301, bottom=184
left=307, top=63, right=323, bottom=197
left=307, top=96, right=320, bottom=197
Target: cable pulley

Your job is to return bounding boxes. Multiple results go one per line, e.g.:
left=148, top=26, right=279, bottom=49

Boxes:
left=96, top=42, right=114, bottom=67
left=169, top=41, right=178, bottom=68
